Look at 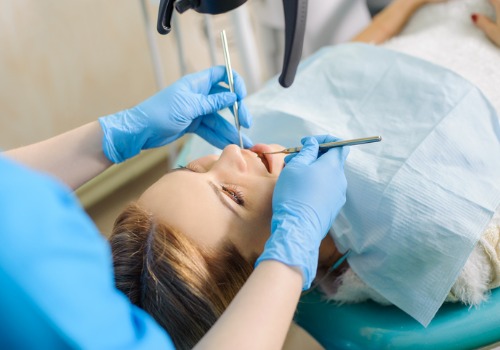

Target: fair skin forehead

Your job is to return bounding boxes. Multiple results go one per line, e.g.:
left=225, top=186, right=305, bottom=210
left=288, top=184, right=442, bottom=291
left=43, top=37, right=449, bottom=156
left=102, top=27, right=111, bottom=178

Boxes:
left=138, top=144, right=286, bottom=260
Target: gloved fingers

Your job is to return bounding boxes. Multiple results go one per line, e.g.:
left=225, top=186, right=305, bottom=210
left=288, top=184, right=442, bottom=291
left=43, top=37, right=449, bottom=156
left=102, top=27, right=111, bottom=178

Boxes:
left=208, top=85, right=252, bottom=128
left=194, top=127, right=228, bottom=149
left=285, top=135, right=344, bottom=164
left=303, top=134, right=350, bottom=164
left=237, top=101, right=252, bottom=128
left=182, top=66, right=229, bottom=95
left=195, top=125, right=253, bottom=149
left=316, top=144, right=350, bottom=168
left=231, top=69, right=248, bottom=100
left=195, top=92, right=237, bottom=117
left=306, top=134, right=342, bottom=145
left=205, top=66, right=248, bottom=100
left=180, top=68, right=215, bottom=94
left=226, top=101, right=252, bottom=129
left=287, top=137, right=319, bottom=166
left=284, top=153, right=296, bottom=164
left=284, top=136, right=324, bottom=164
left=209, top=84, right=230, bottom=95
left=193, top=113, right=253, bottom=149
left=205, top=65, right=229, bottom=87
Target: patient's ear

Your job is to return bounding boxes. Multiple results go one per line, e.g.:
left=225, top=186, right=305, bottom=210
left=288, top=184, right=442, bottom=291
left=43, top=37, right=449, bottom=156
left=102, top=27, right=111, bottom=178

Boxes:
left=283, top=322, right=324, bottom=350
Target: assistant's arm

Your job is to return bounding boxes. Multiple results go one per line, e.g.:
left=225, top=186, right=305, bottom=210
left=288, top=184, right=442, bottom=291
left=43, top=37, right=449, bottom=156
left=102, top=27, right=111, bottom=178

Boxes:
left=5, top=122, right=111, bottom=190
left=196, top=261, right=303, bottom=350
left=198, top=264, right=325, bottom=350
left=4, top=66, right=251, bottom=191
left=352, top=0, right=447, bottom=44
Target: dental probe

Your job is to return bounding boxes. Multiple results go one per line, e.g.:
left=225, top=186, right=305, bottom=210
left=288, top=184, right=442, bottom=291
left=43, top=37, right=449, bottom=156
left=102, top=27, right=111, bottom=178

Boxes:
left=261, top=136, right=382, bottom=155
left=220, top=30, right=244, bottom=148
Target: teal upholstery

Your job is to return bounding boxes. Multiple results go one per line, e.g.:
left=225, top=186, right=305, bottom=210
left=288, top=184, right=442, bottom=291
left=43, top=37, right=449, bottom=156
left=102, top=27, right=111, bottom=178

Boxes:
left=295, top=288, right=500, bottom=349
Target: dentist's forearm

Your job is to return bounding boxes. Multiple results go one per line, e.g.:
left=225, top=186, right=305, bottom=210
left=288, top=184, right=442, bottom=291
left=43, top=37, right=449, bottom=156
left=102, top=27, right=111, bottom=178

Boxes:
left=195, top=260, right=303, bottom=350
left=4, top=121, right=112, bottom=190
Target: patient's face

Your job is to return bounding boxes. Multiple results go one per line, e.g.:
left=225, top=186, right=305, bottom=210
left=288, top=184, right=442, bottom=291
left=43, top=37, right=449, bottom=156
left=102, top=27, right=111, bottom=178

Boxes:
left=138, top=144, right=287, bottom=260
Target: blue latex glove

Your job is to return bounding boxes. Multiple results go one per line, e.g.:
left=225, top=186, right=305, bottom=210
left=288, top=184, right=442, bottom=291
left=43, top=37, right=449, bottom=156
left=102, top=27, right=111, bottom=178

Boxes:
left=255, top=135, right=350, bottom=290
left=99, top=66, right=253, bottom=163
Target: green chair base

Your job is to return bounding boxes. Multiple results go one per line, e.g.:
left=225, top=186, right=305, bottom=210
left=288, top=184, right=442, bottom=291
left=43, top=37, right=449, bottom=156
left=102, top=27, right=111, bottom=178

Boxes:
left=295, top=288, right=500, bottom=349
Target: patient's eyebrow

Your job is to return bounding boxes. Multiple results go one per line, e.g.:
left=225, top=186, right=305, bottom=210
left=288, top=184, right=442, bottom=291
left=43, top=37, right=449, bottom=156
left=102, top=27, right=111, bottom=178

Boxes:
left=209, top=181, right=241, bottom=218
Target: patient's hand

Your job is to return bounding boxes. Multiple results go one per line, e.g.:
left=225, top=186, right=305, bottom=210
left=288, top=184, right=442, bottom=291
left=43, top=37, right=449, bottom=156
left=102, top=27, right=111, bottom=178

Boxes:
left=411, top=0, right=448, bottom=5
left=472, top=0, right=500, bottom=47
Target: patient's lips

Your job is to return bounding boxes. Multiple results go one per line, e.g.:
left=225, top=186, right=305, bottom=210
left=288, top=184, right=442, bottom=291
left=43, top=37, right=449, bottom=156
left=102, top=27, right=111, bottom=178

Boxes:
left=257, top=152, right=271, bottom=173
left=249, top=144, right=282, bottom=174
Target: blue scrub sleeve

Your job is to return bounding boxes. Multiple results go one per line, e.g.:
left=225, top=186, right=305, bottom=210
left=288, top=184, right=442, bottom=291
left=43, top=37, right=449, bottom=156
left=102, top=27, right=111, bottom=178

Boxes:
left=0, top=156, right=175, bottom=349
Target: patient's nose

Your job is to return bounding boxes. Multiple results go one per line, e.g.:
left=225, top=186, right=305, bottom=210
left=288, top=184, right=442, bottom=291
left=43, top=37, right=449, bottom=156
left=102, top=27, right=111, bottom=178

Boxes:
left=217, top=144, right=247, bottom=172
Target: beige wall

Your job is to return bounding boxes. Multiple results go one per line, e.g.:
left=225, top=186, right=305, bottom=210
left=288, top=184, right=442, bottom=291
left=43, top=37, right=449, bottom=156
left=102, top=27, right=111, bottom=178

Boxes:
left=0, top=0, right=246, bottom=150
left=2, top=1, right=151, bottom=149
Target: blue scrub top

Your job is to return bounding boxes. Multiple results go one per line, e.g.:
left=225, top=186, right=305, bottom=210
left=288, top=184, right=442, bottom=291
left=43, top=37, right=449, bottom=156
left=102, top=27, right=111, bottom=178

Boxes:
left=0, top=156, right=175, bottom=349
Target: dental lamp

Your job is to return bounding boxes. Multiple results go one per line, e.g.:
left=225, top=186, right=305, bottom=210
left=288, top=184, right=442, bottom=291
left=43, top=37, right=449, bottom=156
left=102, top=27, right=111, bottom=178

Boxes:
left=156, top=0, right=307, bottom=87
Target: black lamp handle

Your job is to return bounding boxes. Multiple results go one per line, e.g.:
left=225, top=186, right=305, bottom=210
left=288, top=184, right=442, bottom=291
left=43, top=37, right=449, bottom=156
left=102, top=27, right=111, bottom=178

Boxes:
left=279, top=0, right=308, bottom=88
left=157, top=0, right=307, bottom=88
left=157, top=0, right=175, bottom=34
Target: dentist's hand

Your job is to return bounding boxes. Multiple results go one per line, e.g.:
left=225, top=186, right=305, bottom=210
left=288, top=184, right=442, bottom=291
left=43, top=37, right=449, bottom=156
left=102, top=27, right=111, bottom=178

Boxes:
left=99, top=66, right=253, bottom=163
left=256, top=135, right=350, bottom=289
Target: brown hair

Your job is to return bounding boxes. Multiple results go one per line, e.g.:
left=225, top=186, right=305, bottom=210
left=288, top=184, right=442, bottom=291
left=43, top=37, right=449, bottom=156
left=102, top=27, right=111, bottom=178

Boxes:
left=109, top=203, right=256, bottom=350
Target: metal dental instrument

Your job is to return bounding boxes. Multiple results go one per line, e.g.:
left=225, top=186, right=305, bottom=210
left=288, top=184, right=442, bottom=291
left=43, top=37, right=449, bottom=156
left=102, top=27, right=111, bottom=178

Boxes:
left=262, top=136, right=382, bottom=155
left=220, top=29, right=244, bottom=148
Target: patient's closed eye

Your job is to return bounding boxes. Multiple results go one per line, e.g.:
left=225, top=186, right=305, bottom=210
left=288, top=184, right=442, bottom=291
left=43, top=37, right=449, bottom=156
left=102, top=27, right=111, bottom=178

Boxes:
left=221, top=184, right=245, bottom=206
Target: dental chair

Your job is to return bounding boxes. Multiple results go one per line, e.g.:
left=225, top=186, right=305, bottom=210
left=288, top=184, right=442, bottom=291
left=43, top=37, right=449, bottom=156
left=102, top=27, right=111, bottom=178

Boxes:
left=175, top=38, right=500, bottom=350
left=294, top=288, right=500, bottom=350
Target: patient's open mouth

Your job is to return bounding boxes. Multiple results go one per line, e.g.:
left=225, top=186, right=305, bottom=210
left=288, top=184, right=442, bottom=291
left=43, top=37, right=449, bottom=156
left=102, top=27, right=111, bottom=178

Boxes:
left=249, top=144, right=274, bottom=173
left=257, top=153, right=271, bottom=173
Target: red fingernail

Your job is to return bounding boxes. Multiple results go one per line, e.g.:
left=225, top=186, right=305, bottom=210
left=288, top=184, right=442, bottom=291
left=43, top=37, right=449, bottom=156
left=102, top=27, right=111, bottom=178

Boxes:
left=471, top=14, right=478, bottom=23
